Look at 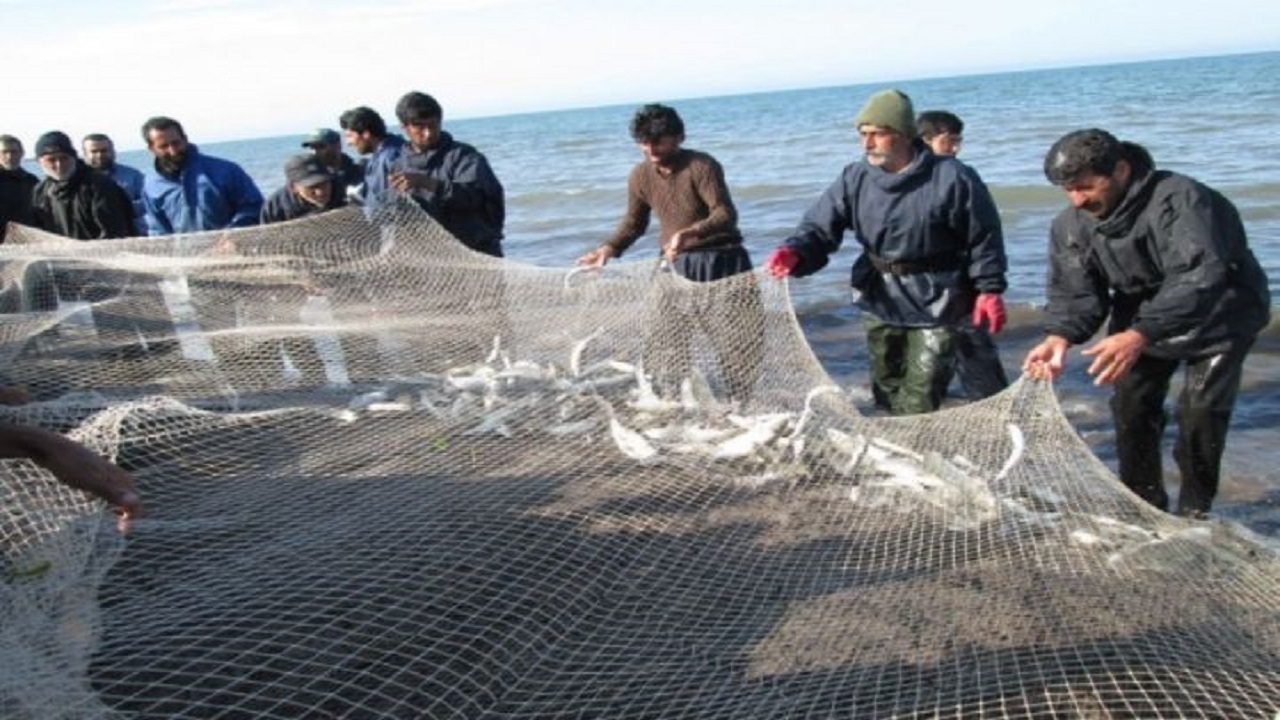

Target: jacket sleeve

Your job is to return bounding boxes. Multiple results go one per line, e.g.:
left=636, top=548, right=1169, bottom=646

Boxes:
left=782, top=167, right=858, bottom=277
left=225, top=166, right=264, bottom=228
left=1043, top=212, right=1109, bottom=343
left=956, top=167, right=1007, bottom=293
left=1128, top=184, right=1234, bottom=344
left=603, top=165, right=651, bottom=257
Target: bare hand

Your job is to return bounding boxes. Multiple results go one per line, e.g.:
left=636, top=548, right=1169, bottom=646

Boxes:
left=0, top=424, right=143, bottom=534
left=388, top=171, right=439, bottom=193
left=1081, top=329, right=1147, bottom=385
left=1022, top=335, right=1070, bottom=381
left=664, top=228, right=698, bottom=262
left=576, top=245, right=615, bottom=267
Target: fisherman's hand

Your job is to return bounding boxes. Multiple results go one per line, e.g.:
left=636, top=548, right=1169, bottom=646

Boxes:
left=664, top=229, right=698, bottom=262
left=41, top=440, right=142, bottom=534
left=576, top=245, right=615, bottom=267
left=388, top=170, right=439, bottom=193
left=1022, top=335, right=1070, bottom=381
left=1081, top=329, right=1147, bottom=386
left=972, top=293, right=1006, bottom=334
left=764, top=246, right=801, bottom=279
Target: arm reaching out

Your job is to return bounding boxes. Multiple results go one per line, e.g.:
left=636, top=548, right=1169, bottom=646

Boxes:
left=0, top=423, right=142, bottom=533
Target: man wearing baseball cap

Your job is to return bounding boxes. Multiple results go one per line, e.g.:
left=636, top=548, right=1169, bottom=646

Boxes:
left=764, top=89, right=1008, bottom=415
left=260, top=153, right=345, bottom=224
left=302, top=128, right=363, bottom=200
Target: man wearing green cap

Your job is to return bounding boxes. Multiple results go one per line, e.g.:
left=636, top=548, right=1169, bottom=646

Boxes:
left=764, top=89, right=1008, bottom=415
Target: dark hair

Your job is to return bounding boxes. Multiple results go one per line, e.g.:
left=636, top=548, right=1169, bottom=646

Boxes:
left=916, top=110, right=963, bottom=138
left=1044, top=129, right=1155, bottom=185
left=0, top=134, right=21, bottom=150
left=1043, top=128, right=1123, bottom=185
left=141, top=117, right=186, bottom=144
left=395, top=92, right=444, bottom=125
left=629, top=104, right=684, bottom=143
left=1119, top=141, right=1154, bottom=174
left=338, top=106, right=387, bottom=138
left=82, top=133, right=112, bottom=145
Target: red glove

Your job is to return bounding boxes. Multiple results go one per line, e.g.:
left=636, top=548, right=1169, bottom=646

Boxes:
left=765, top=247, right=801, bottom=278
left=972, top=293, right=1006, bottom=334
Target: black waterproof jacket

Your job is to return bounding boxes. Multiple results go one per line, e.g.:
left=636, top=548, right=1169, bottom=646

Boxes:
left=395, top=132, right=505, bottom=257
left=1043, top=164, right=1270, bottom=358
left=260, top=180, right=346, bottom=225
left=783, top=143, right=1007, bottom=327
left=0, top=167, right=38, bottom=235
left=30, top=162, right=135, bottom=239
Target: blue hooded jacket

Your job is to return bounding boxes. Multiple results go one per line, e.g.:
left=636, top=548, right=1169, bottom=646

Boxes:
left=143, top=145, right=263, bottom=235
left=358, top=134, right=407, bottom=215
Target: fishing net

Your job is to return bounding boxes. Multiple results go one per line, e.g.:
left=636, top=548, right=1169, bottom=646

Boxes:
left=1, top=200, right=1277, bottom=719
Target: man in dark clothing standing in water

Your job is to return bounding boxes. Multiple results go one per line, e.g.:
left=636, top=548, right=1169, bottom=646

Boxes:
left=765, top=89, right=1008, bottom=415
left=1024, top=128, right=1270, bottom=516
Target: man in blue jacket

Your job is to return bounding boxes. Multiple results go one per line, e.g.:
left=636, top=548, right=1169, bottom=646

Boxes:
left=765, top=89, right=1008, bottom=415
left=140, top=116, right=263, bottom=235
left=338, top=106, right=405, bottom=216
left=389, top=91, right=505, bottom=257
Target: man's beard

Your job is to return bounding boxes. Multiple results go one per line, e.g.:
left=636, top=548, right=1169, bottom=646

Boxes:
left=157, top=152, right=187, bottom=175
left=46, top=164, right=75, bottom=182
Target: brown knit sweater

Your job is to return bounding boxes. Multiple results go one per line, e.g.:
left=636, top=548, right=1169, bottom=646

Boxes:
left=604, top=149, right=743, bottom=257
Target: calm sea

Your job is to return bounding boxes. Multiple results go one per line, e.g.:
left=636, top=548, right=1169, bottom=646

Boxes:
left=111, top=51, right=1280, bottom=533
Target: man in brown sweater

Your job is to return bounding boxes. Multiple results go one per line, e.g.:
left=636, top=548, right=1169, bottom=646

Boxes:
left=577, top=104, right=761, bottom=401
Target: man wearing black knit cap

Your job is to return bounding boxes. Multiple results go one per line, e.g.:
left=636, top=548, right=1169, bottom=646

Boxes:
left=765, top=89, right=1008, bottom=415
left=29, top=131, right=135, bottom=240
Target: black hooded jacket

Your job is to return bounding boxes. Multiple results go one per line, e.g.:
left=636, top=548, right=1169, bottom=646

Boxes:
left=260, top=180, right=346, bottom=225
left=0, top=166, right=38, bottom=234
left=30, top=161, right=135, bottom=240
left=1043, top=160, right=1270, bottom=358
left=395, top=131, right=505, bottom=257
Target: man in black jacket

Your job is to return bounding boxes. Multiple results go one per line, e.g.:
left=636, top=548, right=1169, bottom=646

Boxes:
left=29, top=131, right=134, bottom=240
left=1, top=134, right=38, bottom=234
left=261, top=154, right=345, bottom=224
left=390, top=91, right=505, bottom=257
left=1024, top=128, right=1270, bottom=516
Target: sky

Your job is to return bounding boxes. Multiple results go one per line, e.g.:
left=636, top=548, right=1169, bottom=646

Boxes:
left=5, top=0, right=1279, bottom=152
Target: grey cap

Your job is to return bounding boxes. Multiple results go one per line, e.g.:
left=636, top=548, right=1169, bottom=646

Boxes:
left=284, top=154, right=331, bottom=187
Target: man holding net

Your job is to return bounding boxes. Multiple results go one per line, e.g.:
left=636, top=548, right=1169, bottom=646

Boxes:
left=577, top=103, right=763, bottom=401
left=390, top=91, right=505, bottom=258
left=765, top=89, right=1008, bottom=415
left=1024, top=128, right=1270, bottom=516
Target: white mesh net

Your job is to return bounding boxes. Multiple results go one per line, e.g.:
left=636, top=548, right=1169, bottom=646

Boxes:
left=2, top=200, right=1278, bottom=719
